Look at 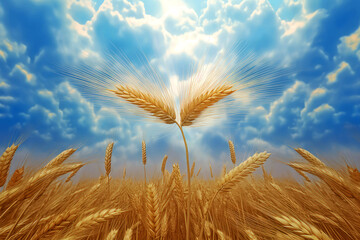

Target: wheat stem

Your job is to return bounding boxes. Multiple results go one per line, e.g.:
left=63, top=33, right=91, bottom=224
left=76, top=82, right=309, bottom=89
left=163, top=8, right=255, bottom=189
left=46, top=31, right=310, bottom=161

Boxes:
left=176, top=122, right=191, bottom=240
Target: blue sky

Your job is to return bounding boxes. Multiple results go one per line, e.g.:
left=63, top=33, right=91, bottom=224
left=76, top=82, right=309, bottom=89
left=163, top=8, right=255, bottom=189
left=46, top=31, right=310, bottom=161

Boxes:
left=0, top=0, right=360, bottom=175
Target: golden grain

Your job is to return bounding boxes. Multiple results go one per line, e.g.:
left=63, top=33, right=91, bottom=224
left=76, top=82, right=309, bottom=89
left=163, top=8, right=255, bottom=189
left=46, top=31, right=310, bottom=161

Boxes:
left=0, top=144, right=19, bottom=187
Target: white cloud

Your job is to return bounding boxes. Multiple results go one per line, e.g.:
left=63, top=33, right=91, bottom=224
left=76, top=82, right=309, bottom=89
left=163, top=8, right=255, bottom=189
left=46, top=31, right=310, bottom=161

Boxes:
left=10, top=63, right=36, bottom=84
left=338, top=25, right=360, bottom=60
left=326, top=61, right=353, bottom=84
left=0, top=81, right=10, bottom=89
left=307, top=103, right=335, bottom=123
left=2, top=39, right=27, bottom=56
left=0, top=96, right=15, bottom=102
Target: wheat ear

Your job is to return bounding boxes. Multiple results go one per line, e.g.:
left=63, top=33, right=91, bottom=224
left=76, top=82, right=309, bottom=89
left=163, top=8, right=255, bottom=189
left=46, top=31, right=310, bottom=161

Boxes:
left=274, top=215, right=333, bottom=240
left=209, top=164, right=213, bottom=178
left=123, top=167, right=126, bottom=180
left=105, top=142, right=114, bottom=177
left=221, top=164, right=227, bottom=178
left=123, top=221, right=140, bottom=240
left=142, top=140, right=147, bottom=184
left=0, top=144, right=19, bottom=187
left=65, top=164, right=83, bottom=183
left=180, top=84, right=235, bottom=127
left=228, top=140, right=236, bottom=165
left=0, top=163, right=84, bottom=207
left=294, top=148, right=326, bottom=167
left=294, top=169, right=311, bottom=182
left=190, top=161, right=195, bottom=178
left=106, top=229, right=118, bottom=240
left=6, top=166, right=24, bottom=189
left=171, top=164, right=185, bottom=206
left=245, top=229, right=258, bottom=240
left=45, top=148, right=77, bottom=169
left=146, top=183, right=161, bottom=239
left=196, top=168, right=201, bottom=177
left=161, top=155, right=168, bottom=175
left=220, top=152, right=271, bottom=193
left=287, top=162, right=354, bottom=198
left=31, top=209, right=78, bottom=240
left=110, top=85, right=176, bottom=124
left=347, top=165, right=360, bottom=182
left=75, top=208, right=125, bottom=230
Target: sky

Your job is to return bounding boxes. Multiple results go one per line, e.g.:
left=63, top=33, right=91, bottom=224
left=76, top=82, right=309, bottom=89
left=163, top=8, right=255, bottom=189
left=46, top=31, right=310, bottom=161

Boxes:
left=0, top=0, right=360, bottom=176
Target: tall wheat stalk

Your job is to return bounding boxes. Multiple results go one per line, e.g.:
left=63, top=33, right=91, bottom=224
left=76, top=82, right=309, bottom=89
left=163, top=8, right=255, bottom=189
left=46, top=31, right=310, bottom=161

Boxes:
left=109, top=82, right=236, bottom=240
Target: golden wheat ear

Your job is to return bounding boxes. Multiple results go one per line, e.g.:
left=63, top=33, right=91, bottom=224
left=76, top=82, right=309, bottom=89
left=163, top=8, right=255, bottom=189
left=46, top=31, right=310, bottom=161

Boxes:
left=180, top=84, right=235, bottom=127
left=109, top=85, right=177, bottom=125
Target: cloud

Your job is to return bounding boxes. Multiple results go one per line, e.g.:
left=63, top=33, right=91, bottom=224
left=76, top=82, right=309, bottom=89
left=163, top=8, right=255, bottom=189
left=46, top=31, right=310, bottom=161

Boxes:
left=326, top=61, right=353, bottom=84
left=9, top=64, right=36, bottom=84
left=338, top=25, right=360, bottom=60
left=68, top=0, right=95, bottom=25
left=0, top=96, right=15, bottom=102
left=0, top=81, right=10, bottom=89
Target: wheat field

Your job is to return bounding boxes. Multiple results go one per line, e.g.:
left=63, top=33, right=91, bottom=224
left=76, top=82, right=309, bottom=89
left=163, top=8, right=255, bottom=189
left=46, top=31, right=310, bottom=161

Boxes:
left=0, top=141, right=359, bottom=240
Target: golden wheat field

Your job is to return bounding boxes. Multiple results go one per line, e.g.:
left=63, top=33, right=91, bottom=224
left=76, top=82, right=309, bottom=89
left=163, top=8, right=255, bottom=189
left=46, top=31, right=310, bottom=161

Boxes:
left=1, top=141, right=360, bottom=240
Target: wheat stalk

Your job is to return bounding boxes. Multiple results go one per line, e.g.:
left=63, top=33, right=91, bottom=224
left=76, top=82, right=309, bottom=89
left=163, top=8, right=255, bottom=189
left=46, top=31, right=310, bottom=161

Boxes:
left=209, top=164, right=213, bottom=178
left=274, top=215, right=333, bottom=240
left=0, top=144, right=19, bottom=187
left=111, top=81, right=236, bottom=240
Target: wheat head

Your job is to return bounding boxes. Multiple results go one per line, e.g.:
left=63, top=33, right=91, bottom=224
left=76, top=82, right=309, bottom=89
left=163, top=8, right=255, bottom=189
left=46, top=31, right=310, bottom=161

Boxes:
left=6, top=166, right=24, bottom=189
left=0, top=144, right=19, bottom=187
left=106, top=229, right=118, bottom=240
left=228, top=140, right=236, bottom=165
left=294, top=148, right=326, bottom=167
left=146, top=183, right=161, bottom=239
left=180, top=84, right=235, bottom=127
left=142, top=141, right=147, bottom=165
left=110, top=85, right=176, bottom=124
left=219, top=151, right=271, bottom=193
left=105, top=142, right=114, bottom=178
left=274, top=215, right=333, bottom=240
left=190, top=161, right=195, bottom=178
left=161, top=155, right=168, bottom=175
left=75, top=208, right=125, bottom=230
